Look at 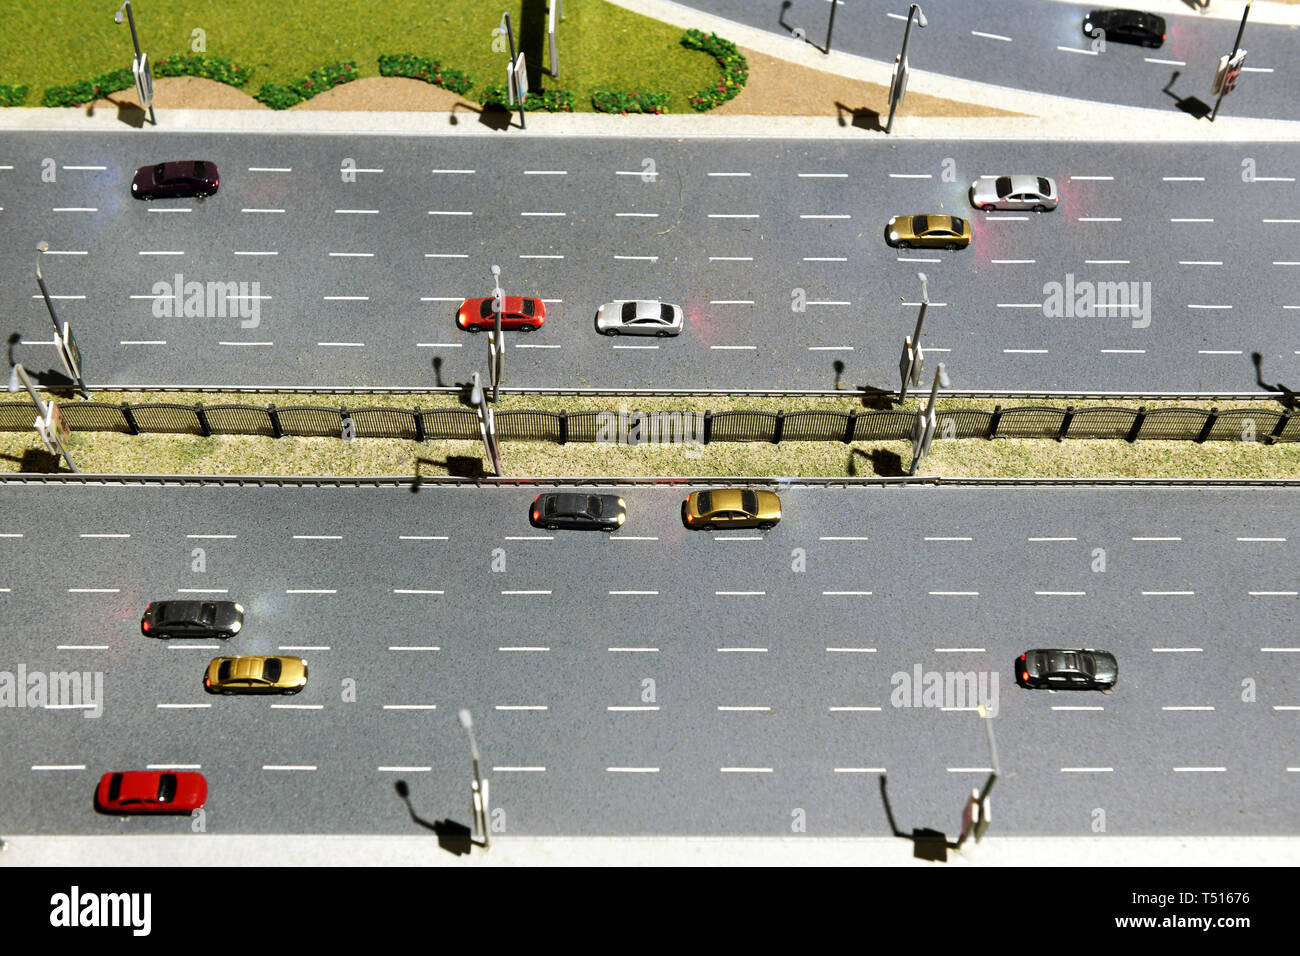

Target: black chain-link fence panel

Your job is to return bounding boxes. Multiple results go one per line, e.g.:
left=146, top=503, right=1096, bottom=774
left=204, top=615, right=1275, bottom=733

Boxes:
left=498, top=410, right=564, bottom=442
left=349, top=407, right=418, bottom=439
left=128, top=403, right=204, bottom=435
left=935, top=409, right=994, bottom=440
left=1066, top=407, right=1139, bottom=439
left=1278, top=413, right=1300, bottom=442
left=0, top=402, right=36, bottom=431
left=419, top=407, right=481, bottom=440
left=277, top=406, right=345, bottom=438
left=995, top=406, right=1069, bottom=438
left=565, top=411, right=605, bottom=442
left=711, top=410, right=779, bottom=442
left=853, top=410, right=916, bottom=441
left=1208, top=408, right=1284, bottom=443
left=782, top=410, right=850, bottom=441
left=1139, top=408, right=1211, bottom=440
left=203, top=405, right=276, bottom=437
left=59, top=403, right=134, bottom=433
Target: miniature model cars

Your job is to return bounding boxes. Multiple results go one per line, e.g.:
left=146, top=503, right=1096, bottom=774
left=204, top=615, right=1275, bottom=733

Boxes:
left=886, top=214, right=971, bottom=250
left=531, top=493, right=627, bottom=532
left=683, top=489, right=781, bottom=530
left=1016, top=649, right=1118, bottom=692
left=595, top=300, right=684, bottom=336
left=130, top=161, right=219, bottom=200
left=141, top=600, right=243, bottom=639
left=970, top=175, right=1058, bottom=212
left=204, top=655, right=308, bottom=695
left=1082, top=9, right=1165, bottom=48
left=95, top=771, right=207, bottom=814
left=456, top=296, right=546, bottom=332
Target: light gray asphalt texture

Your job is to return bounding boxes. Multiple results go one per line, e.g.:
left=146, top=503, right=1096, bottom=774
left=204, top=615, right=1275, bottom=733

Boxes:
left=4, top=134, right=1300, bottom=392
left=1, top=482, right=1296, bottom=836
left=682, top=0, right=1298, bottom=120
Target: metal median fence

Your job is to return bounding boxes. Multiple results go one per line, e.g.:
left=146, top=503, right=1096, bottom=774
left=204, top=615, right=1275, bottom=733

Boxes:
left=0, top=401, right=1295, bottom=444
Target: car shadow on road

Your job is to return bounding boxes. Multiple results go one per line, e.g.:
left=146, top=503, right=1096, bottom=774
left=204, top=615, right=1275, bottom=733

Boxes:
left=834, top=101, right=885, bottom=132
left=880, top=773, right=961, bottom=863
left=393, top=781, right=476, bottom=856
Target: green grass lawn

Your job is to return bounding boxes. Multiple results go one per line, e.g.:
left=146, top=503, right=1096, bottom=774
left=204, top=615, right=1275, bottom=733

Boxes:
left=0, top=1, right=721, bottom=109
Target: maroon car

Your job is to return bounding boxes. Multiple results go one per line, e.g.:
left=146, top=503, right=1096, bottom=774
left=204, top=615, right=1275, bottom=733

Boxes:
left=94, top=771, right=207, bottom=814
left=456, top=296, right=546, bottom=332
left=131, top=160, right=219, bottom=200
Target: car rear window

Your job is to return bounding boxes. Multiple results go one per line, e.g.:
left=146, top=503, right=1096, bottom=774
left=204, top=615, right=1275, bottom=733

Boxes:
left=264, top=659, right=283, bottom=682
left=521, top=299, right=536, bottom=316
left=218, top=660, right=232, bottom=682
left=741, top=490, right=758, bottom=514
left=157, top=774, right=178, bottom=802
left=696, top=492, right=712, bottom=514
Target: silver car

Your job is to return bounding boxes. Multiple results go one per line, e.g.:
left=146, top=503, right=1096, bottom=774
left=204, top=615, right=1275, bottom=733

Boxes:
left=970, top=175, right=1058, bottom=212
left=595, top=300, right=684, bottom=337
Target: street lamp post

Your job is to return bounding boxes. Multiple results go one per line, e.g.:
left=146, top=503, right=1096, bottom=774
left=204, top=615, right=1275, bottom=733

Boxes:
left=1210, top=1, right=1252, bottom=121
left=885, top=4, right=927, bottom=134
left=114, top=2, right=156, bottom=125
left=457, top=709, right=491, bottom=851
left=500, top=13, right=526, bottom=130
left=908, top=361, right=948, bottom=475
left=8, top=363, right=79, bottom=473
left=825, top=0, right=840, bottom=54
left=899, top=271, right=929, bottom=402
left=489, top=264, right=504, bottom=403
left=36, top=242, right=90, bottom=399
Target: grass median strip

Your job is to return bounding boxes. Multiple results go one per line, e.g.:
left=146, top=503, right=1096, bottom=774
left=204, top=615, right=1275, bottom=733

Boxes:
left=1, top=390, right=1295, bottom=479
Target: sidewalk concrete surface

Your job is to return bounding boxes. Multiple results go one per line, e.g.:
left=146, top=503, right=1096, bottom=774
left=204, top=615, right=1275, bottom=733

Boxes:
left=2, top=834, right=1297, bottom=866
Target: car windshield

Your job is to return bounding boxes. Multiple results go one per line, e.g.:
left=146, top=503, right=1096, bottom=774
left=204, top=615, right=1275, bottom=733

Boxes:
left=153, top=164, right=166, bottom=182
left=521, top=299, right=536, bottom=316
left=199, top=603, right=215, bottom=625
left=478, top=300, right=497, bottom=319
left=621, top=302, right=638, bottom=322
left=1062, top=652, right=1080, bottom=671
left=741, top=490, right=758, bottom=515
left=912, top=215, right=928, bottom=233
left=660, top=304, right=675, bottom=322
left=263, top=659, right=283, bottom=682
left=696, top=492, right=712, bottom=514
left=193, top=161, right=208, bottom=177
left=157, top=774, right=178, bottom=802
left=995, top=176, right=1012, bottom=196
left=108, top=773, right=123, bottom=802
left=1037, top=177, right=1052, bottom=195
left=950, top=217, right=966, bottom=231
left=587, top=496, right=603, bottom=517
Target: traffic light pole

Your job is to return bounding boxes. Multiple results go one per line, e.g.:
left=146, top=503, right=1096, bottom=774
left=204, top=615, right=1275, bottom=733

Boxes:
left=1211, top=1, right=1252, bottom=121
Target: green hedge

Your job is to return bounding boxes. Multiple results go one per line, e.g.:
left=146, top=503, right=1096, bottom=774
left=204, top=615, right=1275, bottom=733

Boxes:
left=255, top=60, right=358, bottom=109
left=43, top=67, right=133, bottom=108
left=153, top=54, right=250, bottom=87
left=480, top=84, right=574, bottom=112
left=591, top=89, right=670, bottom=114
left=682, top=29, right=748, bottom=111
left=379, top=53, right=473, bottom=95
left=0, top=83, right=28, bottom=107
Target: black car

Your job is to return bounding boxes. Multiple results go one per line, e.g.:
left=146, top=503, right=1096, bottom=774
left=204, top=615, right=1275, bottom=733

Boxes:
left=1016, top=649, right=1118, bottom=692
left=1083, top=9, right=1165, bottom=48
left=141, top=600, right=243, bottom=639
left=131, top=160, right=220, bottom=200
left=530, top=493, right=626, bottom=532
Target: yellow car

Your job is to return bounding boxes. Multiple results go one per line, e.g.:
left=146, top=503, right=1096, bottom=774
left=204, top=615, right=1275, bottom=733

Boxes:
left=683, top=489, right=781, bottom=531
left=204, top=655, right=308, bottom=695
left=886, top=214, right=972, bottom=250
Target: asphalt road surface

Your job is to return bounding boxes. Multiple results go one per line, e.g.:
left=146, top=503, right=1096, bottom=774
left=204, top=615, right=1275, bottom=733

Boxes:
left=1, top=481, right=1296, bottom=836
left=680, top=0, right=1297, bottom=120
left=3, top=134, right=1299, bottom=393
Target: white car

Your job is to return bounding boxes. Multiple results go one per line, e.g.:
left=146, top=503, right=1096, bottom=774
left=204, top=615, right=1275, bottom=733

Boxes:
left=595, top=300, right=684, bottom=337
left=970, top=175, right=1058, bottom=212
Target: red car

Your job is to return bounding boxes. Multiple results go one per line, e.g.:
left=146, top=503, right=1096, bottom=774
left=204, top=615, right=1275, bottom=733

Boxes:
left=94, top=771, right=207, bottom=814
left=456, top=296, right=546, bottom=332
left=131, top=160, right=219, bottom=201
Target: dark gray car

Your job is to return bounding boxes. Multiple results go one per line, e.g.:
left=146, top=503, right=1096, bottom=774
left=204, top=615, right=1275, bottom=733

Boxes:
left=1016, top=648, right=1118, bottom=691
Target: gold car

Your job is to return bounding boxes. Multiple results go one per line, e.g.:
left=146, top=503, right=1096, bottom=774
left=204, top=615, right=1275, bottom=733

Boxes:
left=886, top=214, right=972, bottom=250
left=204, top=655, right=308, bottom=695
left=683, top=489, right=781, bottom=530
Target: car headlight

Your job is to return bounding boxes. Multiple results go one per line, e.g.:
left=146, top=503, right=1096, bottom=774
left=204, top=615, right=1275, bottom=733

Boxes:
left=888, top=217, right=897, bottom=225
left=1084, top=21, right=1092, bottom=31
left=889, top=232, right=899, bottom=241
left=616, top=513, right=625, bottom=525
left=229, top=620, right=242, bottom=633
left=617, top=498, right=625, bottom=507
left=234, top=603, right=244, bottom=613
